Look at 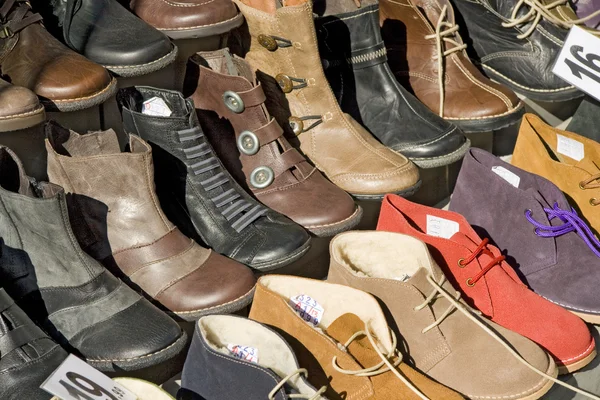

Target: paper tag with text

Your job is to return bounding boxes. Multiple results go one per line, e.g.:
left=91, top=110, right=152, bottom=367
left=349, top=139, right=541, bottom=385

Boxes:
left=492, top=166, right=521, bottom=188
left=557, top=134, right=585, bottom=161
left=426, top=215, right=459, bottom=239
left=553, top=25, right=600, bottom=102
left=290, top=294, right=324, bottom=327
left=142, top=97, right=172, bottom=117
left=227, top=344, right=259, bottom=363
left=41, top=354, right=137, bottom=400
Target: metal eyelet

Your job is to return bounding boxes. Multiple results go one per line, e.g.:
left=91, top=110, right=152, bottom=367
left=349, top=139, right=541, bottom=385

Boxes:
left=591, top=198, right=598, bottom=206
left=289, top=116, right=304, bottom=135
left=250, top=166, right=274, bottom=188
left=237, top=131, right=260, bottom=156
left=0, top=26, right=12, bottom=39
left=524, top=208, right=532, bottom=215
left=275, top=74, right=293, bottom=93
left=466, top=278, right=475, bottom=287
left=258, top=34, right=278, bottom=51
left=223, top=91, right=244, bottom=113
left=579, top=181, right=586, bottom=190
left=457, top=258, right=466, bottom=268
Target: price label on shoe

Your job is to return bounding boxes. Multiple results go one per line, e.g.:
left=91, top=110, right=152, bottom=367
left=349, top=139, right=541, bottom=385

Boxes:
left=553, top=25, right=600, bottom=101
left=41, top=354, right=138, bottom=400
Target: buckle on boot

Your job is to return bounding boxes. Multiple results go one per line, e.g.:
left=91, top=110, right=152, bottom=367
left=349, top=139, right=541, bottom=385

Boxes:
left=0, top=26, right=12, bottom=39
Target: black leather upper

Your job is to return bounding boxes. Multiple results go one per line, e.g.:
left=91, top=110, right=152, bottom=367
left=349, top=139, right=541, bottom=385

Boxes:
left=451, top=0, right=582, bottom=98
left=0, top=288, right=67, bottom=400
left=32, top=0, right=173, bottom=66
left=314, top=4, right=466, bottom=160
left=119, top=86, right=311, bottom=271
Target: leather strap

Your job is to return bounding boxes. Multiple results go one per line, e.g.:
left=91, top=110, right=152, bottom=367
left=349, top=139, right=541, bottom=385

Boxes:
left=237, top=84, right=267, bottom=108
left=0, top=289, right=14, bottom=312
left=112, top=228, right=193, bottom=276
left=269, top=149, right=306, bottom=178
left=252, top=118, right=284, bottom=145
left=0, top=324, right=46, bottom=357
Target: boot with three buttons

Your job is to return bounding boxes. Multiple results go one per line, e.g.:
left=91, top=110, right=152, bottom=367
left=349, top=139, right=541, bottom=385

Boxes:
left=184, top=49, right=362, bottom=236
left=233, top=0, right=421, bottom=199
left=118, top=87, right=312, bottom=271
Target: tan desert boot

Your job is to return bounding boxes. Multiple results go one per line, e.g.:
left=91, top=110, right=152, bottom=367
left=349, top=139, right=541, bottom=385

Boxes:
left=232, top=0, right=420, bottom=199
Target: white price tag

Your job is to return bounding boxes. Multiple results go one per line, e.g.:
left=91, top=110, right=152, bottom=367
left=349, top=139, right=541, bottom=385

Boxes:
left=556, top=134, right=585, bottom=161
left=553, top=26, right=600, bottom=101
left=426, top=215, right=460, bottom=239
left=227, top=344, right=259, bottom=363
left=41, top=354, right=137, bottom=400
left=492, top=166, right=521, bottom=188
left=289, top=294, right=324, bottom=327
left=142, top=97, right=172, bottom=117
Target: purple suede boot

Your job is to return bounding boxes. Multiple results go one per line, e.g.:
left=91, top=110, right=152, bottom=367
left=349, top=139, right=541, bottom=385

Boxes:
left=572, top=0, right=600, bottom=29
left=450, top=148, right=600, bottom=324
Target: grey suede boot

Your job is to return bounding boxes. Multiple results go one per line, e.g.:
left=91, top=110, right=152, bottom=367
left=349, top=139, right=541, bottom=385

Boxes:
left=0, top=146, right=186, bottom=372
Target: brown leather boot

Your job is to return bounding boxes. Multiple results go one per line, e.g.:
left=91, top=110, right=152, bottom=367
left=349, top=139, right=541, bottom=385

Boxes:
left=0, top=0, right=116, bottom=111
left=45, top=122, right=256, bottom=321
left=0, top=78, right=44, bottom=131
left=232, top=0, right=420, bottom=200
left=185, top=49, right=362, bottom=237
left=380, top=0, right=524, bottom=133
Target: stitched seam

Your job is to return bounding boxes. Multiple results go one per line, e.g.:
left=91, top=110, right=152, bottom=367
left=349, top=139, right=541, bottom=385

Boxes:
left=173, top=286, right=255, bottom=314
left=156, top=0, right=214, bottom=7
left=304, top=206, right=361, bottom=229
left=401, top=139, right=470, bottom=160
left=540, top=295, right=600, bottom=313
left=157, top=14, right=241, bottom=30
left=0, top=106, right=43, bottom=120
left=87, top=334, right=183, bottom=362
left=103, top=47, right=175, bottom=69
left=50, top=79, right=116, bottom=103
left=444, top=102, right=524, bottom=120
left=451, top=56, right=512, bottom=108
left=483, top=65, right=575, bottom=92
left=559, top=339, right=596, bottom=363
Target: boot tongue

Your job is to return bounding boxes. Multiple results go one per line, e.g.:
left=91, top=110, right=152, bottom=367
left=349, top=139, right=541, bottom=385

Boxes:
left=0, top=147, right=35, bottom=197
left=62, top=130, right=121, bottom=157
left=325, top=313, right=387, bottom=369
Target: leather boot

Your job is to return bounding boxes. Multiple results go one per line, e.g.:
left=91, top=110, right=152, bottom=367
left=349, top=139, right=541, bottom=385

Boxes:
left=118, top=87, right=312, bottom=271
left=450, top=148, right=600, bottom=325
left=450, top=0, right=583, bottom=102
left=0, top=146, right=187, bottom=371
left=184, top=49, right=362, bottom=237
left=32, top=0, right=178, bottom=77
left=538, top=0, right=600, bottom=34
left=0, top=288, right=68, bottom=400
left=314, top=1, right=470, bottom=167
left=0, top=78, right=45, bottom=132
left=379, top=0, right=524, bottom=133
left=232, top=0, right=421, bottom=199
left=0, top=0, right=116, bottom=111
left=45, top=122, right=257, bottom=320
left=129, top=0, right=244, bottom=39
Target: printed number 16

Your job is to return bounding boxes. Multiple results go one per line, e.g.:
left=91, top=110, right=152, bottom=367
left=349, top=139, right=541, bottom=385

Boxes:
left=565, top=45, right=600, bottom=84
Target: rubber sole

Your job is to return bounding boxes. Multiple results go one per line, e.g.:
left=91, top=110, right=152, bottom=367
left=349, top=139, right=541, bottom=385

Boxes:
left=160, top=13, right=244, bottom=39
left=557, top=346, right=597, bottom=375
left=306, top=205, right=363, bottom=237
left=103, top=45, right=178, bottom=78
left=515, top=355, right=557, bottom=400
left=86, top=329, right=188, bottom=372
left=40, top=78, right=118, bottom=112
left=571, top=309, right=600, bottom=324
left=169, top=286, right=255, bottom=322
left=351, top=179, right=422, bottom=200
left=482, top=65, right=584, bottom=103
left=446, top=102, right=526, bottom=133
left=409, top=138, right=471, bottom=169
left=0, top=105, right=45, bottom=132
left=250, top=237, right=312, bottom=272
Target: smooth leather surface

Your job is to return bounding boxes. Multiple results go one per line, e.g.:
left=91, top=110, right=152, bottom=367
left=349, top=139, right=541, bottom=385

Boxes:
left=314, top=2, right=467, bottom=159
left=380, top=0, right=521, bottom=121
left=234, top=0, right=420, bottom=196
left=450, top=149, right=600, bottom=317
left=187, top=49, right=359, bottom=231
left=130, top=0, right=239, bottom=30
left=0, top=289, right=67, bottom=400
left=0, top=146, right=183, bottom=367
left=0, top=78, right=40, bottom=118
left=451, top=0, right=580, bottom=97
left=377, top=195, right=595, bottom=368
left=118, top=86, right=310, bottom=270
left=45, top=122, right=256, bottom=314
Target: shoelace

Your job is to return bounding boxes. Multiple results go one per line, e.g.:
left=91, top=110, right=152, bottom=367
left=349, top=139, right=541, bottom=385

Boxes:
left=288, top=115, right=323, bottom=135
left=580, top=173, right=600, bottom=206
left=0, top=0, right=43, bottom=38
left=424, top=5, right=467, bottom=117
left=457, top=238, right=506, bottom=286
left=525, top=202, right=600, bottom=257
left=268, top=369, right=327, bottom=400
left=423, top=274, right=600, bottom=400
left=176, top=127, right=267, bottom=233
left=331, top=326, right=428, bottom=400
left=502, top=0, right=600, bottom=39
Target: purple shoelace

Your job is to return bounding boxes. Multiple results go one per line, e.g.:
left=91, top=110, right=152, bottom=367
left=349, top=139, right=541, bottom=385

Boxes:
left=525, top=202, right=600, bottom=257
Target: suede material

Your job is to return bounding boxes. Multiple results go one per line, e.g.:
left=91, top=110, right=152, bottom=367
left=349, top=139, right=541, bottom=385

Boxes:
left=512, top=114, right=600, bottom=235
left=326, top=313, right=463, bottom=400
left=249, top=275, right=460, bottom=399
left=450, top=148, right=600, bottom=317
left=376, top=194, right=595, bottom=367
